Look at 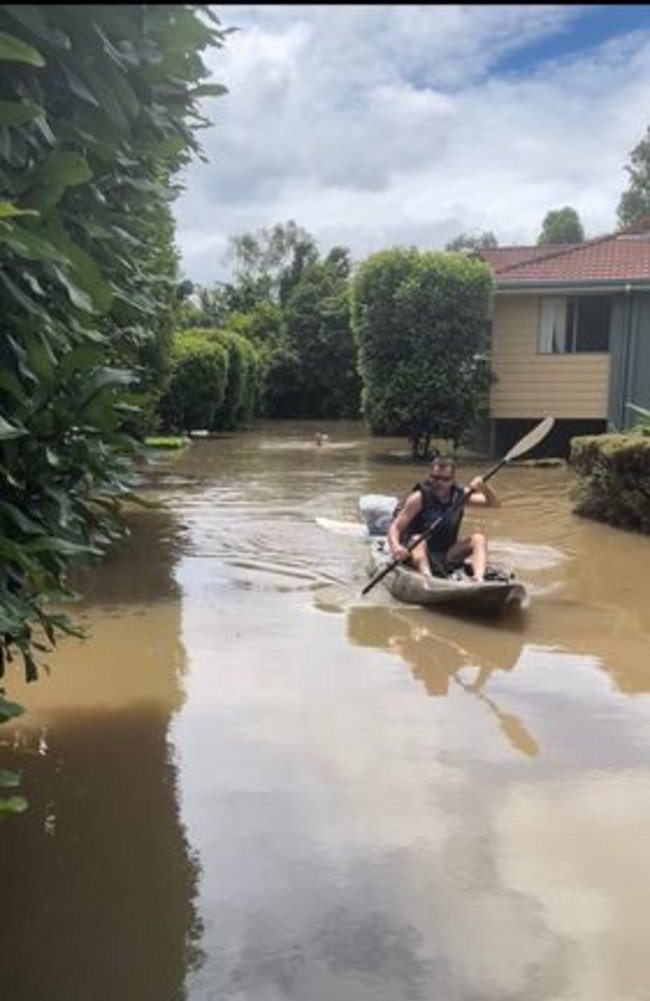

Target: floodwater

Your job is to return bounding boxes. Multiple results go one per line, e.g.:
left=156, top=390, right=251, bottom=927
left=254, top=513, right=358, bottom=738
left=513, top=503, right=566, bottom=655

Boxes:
left=2, top=420, right=650, bottom=1001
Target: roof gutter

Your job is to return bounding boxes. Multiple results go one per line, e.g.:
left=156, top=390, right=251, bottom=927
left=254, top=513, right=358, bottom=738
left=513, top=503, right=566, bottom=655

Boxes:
left=495, top=279, right=650, bottom=295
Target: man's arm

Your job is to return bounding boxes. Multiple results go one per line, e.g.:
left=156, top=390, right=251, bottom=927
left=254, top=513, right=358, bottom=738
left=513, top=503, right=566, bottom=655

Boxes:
left=386, top=492, right=423, bottom=558
left=465, top=475, right=500, bottom=507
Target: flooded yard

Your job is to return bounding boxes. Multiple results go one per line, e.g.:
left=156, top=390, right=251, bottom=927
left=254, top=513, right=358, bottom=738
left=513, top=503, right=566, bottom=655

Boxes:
left=2, top=421, right=650, bottom=1001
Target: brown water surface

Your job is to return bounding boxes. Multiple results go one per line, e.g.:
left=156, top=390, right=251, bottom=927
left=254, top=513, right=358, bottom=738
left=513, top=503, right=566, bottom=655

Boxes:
left=2, top=421, right=650, bottom=1001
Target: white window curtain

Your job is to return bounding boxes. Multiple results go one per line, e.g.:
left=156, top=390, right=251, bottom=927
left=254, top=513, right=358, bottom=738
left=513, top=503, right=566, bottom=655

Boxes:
left=539, top=297, right=567, bottom=353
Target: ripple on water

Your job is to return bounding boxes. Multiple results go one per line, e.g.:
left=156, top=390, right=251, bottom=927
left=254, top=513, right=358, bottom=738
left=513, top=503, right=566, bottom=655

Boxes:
left=491, top=539, right=570, bottom=571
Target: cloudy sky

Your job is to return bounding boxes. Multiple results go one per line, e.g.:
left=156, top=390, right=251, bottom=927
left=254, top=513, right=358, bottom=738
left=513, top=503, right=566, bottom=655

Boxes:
left=173, top=4, right=650, bottom=286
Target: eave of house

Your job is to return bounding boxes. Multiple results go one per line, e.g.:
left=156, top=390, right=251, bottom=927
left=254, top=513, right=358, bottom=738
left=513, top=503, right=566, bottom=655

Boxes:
left=495, top=278, right=650, bottom=295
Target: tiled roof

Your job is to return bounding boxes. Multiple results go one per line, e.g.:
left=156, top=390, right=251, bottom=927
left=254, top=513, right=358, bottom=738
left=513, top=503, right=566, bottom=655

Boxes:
left=476, top=219, right=650, bottom=286
left=475, top=246, right=566, bottom=270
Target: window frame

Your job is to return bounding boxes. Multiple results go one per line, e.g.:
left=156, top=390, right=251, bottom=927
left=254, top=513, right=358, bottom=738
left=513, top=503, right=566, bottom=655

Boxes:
left=538, top=295, right=610, bottom=355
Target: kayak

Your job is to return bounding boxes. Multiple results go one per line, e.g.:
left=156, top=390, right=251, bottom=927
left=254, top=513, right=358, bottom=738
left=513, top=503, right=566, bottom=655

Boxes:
left=359, top=494, right=529, bottom=615
left=366, top=537, right=528, bottom=613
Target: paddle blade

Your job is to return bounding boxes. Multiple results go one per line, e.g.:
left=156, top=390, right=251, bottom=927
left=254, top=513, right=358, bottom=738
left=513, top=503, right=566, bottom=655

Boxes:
left=482, top=415, right=555, bottom=483
left=503, top=415, right=555, bottom=463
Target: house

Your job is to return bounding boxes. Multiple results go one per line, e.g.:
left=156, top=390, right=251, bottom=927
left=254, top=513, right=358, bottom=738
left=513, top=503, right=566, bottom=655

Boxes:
left=475, top=218, right=650, bottom=457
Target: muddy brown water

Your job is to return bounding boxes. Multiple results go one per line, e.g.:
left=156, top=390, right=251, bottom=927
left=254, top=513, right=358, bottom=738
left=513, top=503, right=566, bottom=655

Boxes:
left=2, top=421, right=650, bottom=1001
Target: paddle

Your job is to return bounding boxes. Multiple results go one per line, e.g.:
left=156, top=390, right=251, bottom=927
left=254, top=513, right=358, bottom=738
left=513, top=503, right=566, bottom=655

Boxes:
left=360, top=414, right=555, bottom=597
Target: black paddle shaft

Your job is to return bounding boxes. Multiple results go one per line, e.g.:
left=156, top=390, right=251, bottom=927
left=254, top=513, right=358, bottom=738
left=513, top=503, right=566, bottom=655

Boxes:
left=360, top=415, right=555, bottom=597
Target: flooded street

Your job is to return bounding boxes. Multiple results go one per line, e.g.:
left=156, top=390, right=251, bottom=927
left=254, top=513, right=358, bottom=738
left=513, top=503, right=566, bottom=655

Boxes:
left=2, top=421, right=650, bottom=1001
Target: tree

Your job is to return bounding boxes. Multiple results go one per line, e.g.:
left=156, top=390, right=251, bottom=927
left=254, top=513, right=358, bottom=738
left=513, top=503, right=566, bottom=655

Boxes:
left=617, top=125, right=650, bottom=228
left=265, top=247, right=361, bottom=418
left=224, top=220, right=319, bottom=307
left=351, top=249, right=494, bottom=460
left=213, top=226, right=361, bottom=420
left=445, top=231, right=498, bottom=252
left=180, top=281, right=240, bottom=329
left=0, top=3, right=228, bottom=785
left=537, top=207, right=585, bottom=245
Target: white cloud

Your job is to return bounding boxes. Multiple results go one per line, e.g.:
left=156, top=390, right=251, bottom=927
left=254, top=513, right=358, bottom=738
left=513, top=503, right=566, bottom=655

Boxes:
left=174, top=5, right=650, bottom=283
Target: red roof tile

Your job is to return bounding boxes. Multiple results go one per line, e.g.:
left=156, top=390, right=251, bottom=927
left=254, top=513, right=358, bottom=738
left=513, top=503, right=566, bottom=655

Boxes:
left=477, top=219, right=650, bottom=286
left=476, top=246, right=566, bottom=270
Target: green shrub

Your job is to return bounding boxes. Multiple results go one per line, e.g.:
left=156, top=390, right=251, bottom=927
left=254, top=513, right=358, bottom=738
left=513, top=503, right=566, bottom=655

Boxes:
left=570, top=433, right=650, bottom=533
left=159, top=332, right=229, bottom=432
left=204, top=330, right=261, bottom=429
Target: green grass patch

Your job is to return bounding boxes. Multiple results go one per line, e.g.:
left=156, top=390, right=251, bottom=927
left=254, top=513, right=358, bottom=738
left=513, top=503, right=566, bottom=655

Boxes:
left=144, top=436, right=190, bottom=450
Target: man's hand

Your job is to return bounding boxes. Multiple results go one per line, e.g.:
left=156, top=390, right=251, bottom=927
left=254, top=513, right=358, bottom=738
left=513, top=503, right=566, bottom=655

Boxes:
left=466, top=475, right=499, bottom=506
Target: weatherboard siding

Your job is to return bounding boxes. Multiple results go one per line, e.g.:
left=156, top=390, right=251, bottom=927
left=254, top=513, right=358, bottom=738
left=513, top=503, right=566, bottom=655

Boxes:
left=489, top=296, right=609, bottom=418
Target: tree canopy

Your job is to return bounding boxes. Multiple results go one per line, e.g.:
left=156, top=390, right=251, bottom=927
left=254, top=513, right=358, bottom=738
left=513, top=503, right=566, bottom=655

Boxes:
left=536, top=207, right=585, bottom=245
left=223, top=220, right=319, bottom=308
left=445, top=231, right=498, bottom=252
left=617, top=125, right=650, bottom=228
left=263, top=247, right=361, bottom=419
left=183, top=224, right=363, bottom=421
left=350, top=248, right=493, bottom=459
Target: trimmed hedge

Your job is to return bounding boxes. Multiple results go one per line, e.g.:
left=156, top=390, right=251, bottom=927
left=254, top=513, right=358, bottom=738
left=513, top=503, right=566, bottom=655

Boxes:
left=159, top=332, right=229, bottom=432
left=158, top=326, right=261, bottom=432
left=569, top=433, right=650, bottom=533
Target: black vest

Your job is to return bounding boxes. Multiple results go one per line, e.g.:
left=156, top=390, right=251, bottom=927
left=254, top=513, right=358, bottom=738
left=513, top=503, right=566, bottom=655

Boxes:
left=398, top=481, right=465, bottom=553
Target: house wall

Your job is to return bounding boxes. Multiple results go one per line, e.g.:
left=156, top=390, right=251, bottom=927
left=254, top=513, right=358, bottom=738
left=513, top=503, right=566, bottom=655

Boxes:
left=608, top=293, right=650, bottom=429
left=489, top=295, right=610, bottom=419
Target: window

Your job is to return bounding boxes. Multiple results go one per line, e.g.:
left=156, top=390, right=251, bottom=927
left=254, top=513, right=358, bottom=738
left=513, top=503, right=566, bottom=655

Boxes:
left=539, top=296, right=610, bottom=353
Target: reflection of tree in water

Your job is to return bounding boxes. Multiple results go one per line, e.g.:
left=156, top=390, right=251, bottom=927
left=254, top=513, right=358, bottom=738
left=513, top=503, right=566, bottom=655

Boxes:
left=0, top=706, right=204, bottom=999
left=347, top=605, right=539, bottom=757
left=0, top=497, right=203, bottom=996
left=70, top=506, right=186, bottom=607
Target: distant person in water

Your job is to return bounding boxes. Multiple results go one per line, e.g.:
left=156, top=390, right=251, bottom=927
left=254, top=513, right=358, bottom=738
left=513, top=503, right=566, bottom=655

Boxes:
left=386, top=456, right=499, bottom=582
left=314, top=430, right=330, bottom=447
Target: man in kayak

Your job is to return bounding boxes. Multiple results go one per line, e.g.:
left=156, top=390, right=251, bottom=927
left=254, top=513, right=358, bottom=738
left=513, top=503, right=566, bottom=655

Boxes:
left=386, top=457, right=499, bottom=582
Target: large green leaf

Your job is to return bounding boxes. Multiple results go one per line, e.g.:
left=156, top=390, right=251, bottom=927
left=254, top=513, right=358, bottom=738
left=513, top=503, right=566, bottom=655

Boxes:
left=0, top=769, right=21, bottom=788
left=47, top=263, right=95, bottom=313
left=0, top=30, right=45, bottom=66
left=60, top=63, right=100, bottom=106
left=0, top=699, right=25, bottom=723
left=0, top=502, right=43, bottom=534
left=0, top=368, right=26, bottom=402
left=0, top=415, right=28, bottom=440
left=189, top=83, right=229, bottom=99
left=3, top=5, right=71, bottom=48
left=0, top=99, right=42, bottom=127
left=0, top=201, right=39, bottom=219
left=76, top=367, right=135, bottom=409
left=24, top=328, right=58, bottom=381
left=0, top=795, right=28, bottom=815
left=39, top=216, right=113, bottom=313
left=0, top=221, right=69, bottom=261
left=29, top=151, right=93, bottom=189
left=0, top=270, right=50, bottom=318
left=24, top=537, right=100, bottom=557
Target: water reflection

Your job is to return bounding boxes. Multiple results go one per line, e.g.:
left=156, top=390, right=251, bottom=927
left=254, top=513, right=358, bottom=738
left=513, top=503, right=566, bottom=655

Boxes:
left=347, top=605, right=539, bottom=757
left=2, top=424, right=650, bottom=1001
left=70, top=505, right=185, bottom=607
left=0, top=498, right=202, bottom=1001
left=0, top=707, right=203, bottom=1000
